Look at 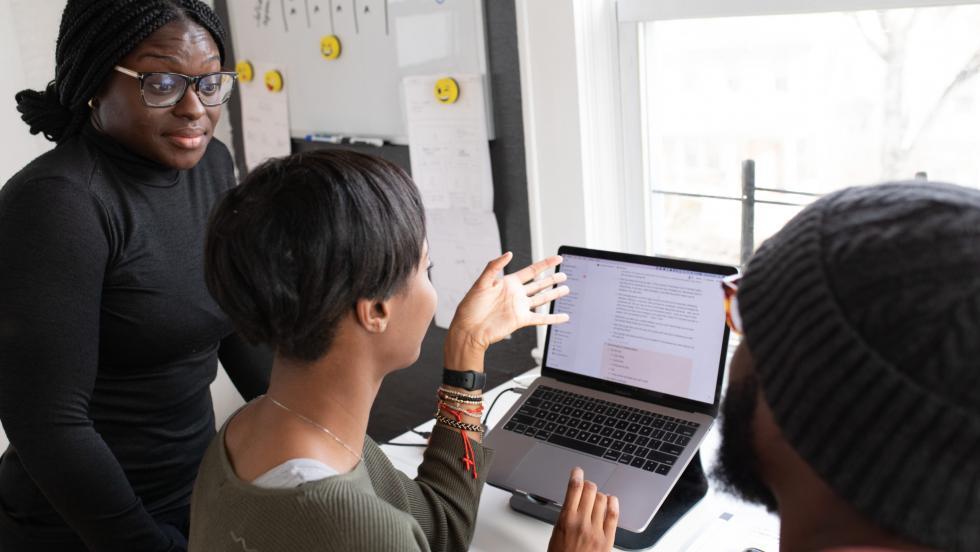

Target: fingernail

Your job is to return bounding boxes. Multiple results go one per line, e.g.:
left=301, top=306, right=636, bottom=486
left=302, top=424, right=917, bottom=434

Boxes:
left=555, top=272, right=568, bottom=282
left=609, top=496, right=619, bottom=512
left=572, top=467, right=583, bottom=481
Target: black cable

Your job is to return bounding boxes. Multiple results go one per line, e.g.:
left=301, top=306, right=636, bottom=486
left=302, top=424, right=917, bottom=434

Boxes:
left=381, top=386, right=525, bottom=448
left=483, top=387, right=522, bottom=425
left=408, top=427, right=431, bottom=439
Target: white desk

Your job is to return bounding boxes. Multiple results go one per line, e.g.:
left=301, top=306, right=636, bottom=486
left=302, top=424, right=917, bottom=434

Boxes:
left=381, top=369, right=780, bottom=552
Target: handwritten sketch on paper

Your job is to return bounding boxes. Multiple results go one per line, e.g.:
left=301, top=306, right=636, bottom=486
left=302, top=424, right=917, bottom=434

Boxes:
left=238, top=61, right=292, bottom=171
left=404, top=75, right=494, bottom=212
left=405, top=74, right=500, bottom=328
left=426, top=210, right=502, bottom=328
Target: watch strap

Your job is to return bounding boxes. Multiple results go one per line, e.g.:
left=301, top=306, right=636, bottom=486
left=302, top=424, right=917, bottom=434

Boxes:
left=441, top=368, right=486, bottom=391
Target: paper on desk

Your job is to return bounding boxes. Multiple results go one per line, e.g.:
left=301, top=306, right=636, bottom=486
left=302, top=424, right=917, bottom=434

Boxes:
left=403, top=74, right=494, bottom=212
left=684, top=510, right=779, bottom=552
left=239, top=61, right=291, bottom=171
left=427, top=209, right=502, bottom=328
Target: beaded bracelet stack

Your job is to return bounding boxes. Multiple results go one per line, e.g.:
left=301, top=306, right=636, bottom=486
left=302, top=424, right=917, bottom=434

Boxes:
left=435, top=386, right=485, bottom=479
left=438, top=387, right=484, bottom=405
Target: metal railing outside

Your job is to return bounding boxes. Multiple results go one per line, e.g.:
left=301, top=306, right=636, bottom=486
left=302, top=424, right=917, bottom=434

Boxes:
left=651, top=159, right=822, bottom=267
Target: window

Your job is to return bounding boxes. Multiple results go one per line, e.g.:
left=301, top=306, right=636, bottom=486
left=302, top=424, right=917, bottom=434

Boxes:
left=621, top=2, right=980, bottom=266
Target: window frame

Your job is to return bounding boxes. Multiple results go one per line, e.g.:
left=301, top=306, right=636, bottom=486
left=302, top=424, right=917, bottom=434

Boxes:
left=617, top=0, right=980, bottom=22
left=615, top=0, right=980, bottom=261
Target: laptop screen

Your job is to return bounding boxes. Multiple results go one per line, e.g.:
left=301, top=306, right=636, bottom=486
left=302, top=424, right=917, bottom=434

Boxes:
left=544, top=251, right=731, bottom=405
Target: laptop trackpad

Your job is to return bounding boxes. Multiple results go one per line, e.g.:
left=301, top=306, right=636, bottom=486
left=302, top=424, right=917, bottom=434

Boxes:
left=507, top=444, right=617, bottom=504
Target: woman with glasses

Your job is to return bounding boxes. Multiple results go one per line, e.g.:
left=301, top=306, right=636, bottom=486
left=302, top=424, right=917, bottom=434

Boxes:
left=0, top=1, right=270, bottom=551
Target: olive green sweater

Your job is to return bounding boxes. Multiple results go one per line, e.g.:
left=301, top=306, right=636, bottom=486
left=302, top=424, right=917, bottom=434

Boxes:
left=188, top=424, right=493, bottom=551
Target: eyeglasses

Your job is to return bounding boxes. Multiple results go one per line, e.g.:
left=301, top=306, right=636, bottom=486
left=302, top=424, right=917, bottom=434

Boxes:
left=114, top=65, right=237, bottom=108
left=721, top=273, right=743, bottom=335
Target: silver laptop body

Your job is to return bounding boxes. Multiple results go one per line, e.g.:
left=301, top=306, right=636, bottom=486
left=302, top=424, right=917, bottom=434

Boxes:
left=485, top=246, right=736, bottom=533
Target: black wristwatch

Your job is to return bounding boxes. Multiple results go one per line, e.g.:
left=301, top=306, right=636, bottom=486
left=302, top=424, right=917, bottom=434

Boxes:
left=442, top=368, right=486, bottom=391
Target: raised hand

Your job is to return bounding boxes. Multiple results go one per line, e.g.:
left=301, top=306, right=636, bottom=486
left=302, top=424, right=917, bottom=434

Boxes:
left=548, top=468, right=619, bottom=552
left=444, top=252, right=570, bottom=371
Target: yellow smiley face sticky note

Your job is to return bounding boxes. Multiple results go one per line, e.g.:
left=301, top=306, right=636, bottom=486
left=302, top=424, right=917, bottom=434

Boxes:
left=320, top=35, right=342, bottom=60
left=264, top=70, right=284, bottom=93
left=236, top=60, right=254, bottom=83
left=434, top=77, right=460, bottom=104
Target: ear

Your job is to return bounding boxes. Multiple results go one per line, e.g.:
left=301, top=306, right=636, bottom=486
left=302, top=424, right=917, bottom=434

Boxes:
left=354, top=297, right=391, bottom=334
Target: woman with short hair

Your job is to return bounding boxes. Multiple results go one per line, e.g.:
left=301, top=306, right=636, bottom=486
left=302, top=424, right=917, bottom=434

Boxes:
left=191, top=149, right=619, bottom=552
left=0, top=2, right=271, bottom=550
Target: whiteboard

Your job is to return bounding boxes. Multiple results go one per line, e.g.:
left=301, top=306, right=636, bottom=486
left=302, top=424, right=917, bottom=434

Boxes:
left=227, top=0, right=492, bottom=144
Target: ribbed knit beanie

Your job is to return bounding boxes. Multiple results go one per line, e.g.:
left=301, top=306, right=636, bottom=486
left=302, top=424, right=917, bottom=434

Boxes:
left=738, top=181, right=980, bottom=551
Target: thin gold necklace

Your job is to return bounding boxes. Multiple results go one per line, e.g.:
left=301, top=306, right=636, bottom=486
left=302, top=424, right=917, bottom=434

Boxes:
left=264, top=395, right=364, bottom=462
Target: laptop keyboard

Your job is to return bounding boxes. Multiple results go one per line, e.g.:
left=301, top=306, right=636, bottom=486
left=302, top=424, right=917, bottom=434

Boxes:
left=502, top=385, right=700, bottom=476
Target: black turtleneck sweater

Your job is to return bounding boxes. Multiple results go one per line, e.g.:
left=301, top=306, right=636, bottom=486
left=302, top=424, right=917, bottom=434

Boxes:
left=0, top=125, right=271, bottom=552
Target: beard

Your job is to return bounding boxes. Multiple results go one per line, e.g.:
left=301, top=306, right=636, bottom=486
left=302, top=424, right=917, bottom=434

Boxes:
left=712, top=372, right=779, bottom=512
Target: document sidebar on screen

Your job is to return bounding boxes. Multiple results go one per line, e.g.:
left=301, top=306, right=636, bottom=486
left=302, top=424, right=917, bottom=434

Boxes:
left=545, top=254, right=726, bottom=404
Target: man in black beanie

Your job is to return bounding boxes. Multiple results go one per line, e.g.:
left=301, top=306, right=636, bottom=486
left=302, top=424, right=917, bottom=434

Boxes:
left=713, top=181, right=980, bottom=551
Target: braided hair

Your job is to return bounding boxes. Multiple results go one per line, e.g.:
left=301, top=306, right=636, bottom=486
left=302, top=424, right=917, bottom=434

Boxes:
left=15, top=0, right=227, bottom=144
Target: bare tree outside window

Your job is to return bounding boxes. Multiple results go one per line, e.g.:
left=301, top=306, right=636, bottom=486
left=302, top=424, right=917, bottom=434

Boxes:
left=854, top=9, right=980, bottom=178
left=642, top=6, right=980, bottom=266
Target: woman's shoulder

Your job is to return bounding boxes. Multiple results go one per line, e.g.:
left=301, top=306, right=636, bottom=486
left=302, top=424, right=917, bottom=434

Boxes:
left=192, top=434, right=428, bottom=552
left=2, top=135, right=99, bottom=196
left=0, top=139, right=107, bottom=226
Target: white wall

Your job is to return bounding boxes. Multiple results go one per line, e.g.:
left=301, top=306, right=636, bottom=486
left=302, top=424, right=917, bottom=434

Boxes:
left=514, top=0, right=584, bottom=355
left=516, top=0, right=642, bottom=262
left=515, top=0, right=640, bottom=353
left=0, top=0, right=241, bottom=452
left=515, top=0, right=587, bottom=263
left=0, top=0, right=60, bottom=186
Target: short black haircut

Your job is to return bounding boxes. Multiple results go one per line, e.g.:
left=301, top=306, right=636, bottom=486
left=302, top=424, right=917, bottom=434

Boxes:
left=16, top=0, right=227, bottom=143
left=205, top=149, right=427, bottom=362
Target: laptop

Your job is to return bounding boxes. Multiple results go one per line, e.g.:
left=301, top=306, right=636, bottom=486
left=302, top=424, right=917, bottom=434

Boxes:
left=485, top=245, right=736, bottom=532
